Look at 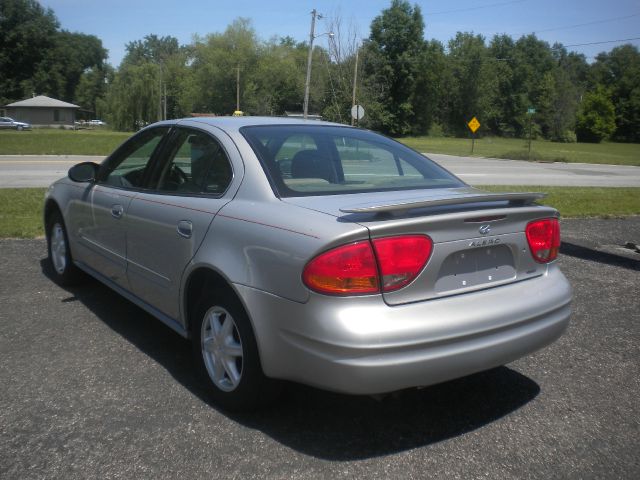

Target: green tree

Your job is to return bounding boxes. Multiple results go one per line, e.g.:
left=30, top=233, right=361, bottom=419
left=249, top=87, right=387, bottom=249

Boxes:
left=485, top=35, right=518, bottom=136
left=441, top=32, right=491, bottom=137
left=74, top=65, right=113, bottom=116
left=0, top=0, right=58, bottom=103
left=0, top=0, right=107, bottom=105
left=252, top=39, right=306, bottom=116
left=547, top=48, right=589, bottom=141
left=104, top=62, right=161, bottom=130
left=575, top=87, right=616, bottom=143
left=508, top=35, right=556, bottom=137
left=28, top=31, right=107, bottom=103
left=591, top=45, right=640, bottom=142
left=411, top=40, right=446, bottom=134
left=190, top=19, right=260, bottom=114
left=362, top=0, right=426, bottom=135
left=104, top=34, right=190, bottom=126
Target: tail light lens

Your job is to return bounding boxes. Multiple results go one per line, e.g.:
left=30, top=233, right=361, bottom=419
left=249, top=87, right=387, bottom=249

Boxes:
left=303, top=241, right=379, bottom=295
left=526, top=218, right=561, bottom=263
left=303, top=235, right=433, bottom=295
left=372, top=235, right=433, bottom=292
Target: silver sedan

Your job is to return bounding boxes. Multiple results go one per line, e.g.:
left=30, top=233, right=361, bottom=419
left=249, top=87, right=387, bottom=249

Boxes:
left=44, top=117, right=572, bottom=410
left=0, top=116, right=31, bottom=130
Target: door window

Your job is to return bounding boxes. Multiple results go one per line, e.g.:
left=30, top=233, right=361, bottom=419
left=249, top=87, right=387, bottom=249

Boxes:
left=154, top=129, right=233, bottom=195
left=98, top=128, right=169, bottom=189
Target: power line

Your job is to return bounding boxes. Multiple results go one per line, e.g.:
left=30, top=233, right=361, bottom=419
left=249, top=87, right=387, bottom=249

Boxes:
left=532, top=12, right=640, bottom=34
left=427, top=0, right=525, bottom=16
left=554, top=37, right=640, bottom=48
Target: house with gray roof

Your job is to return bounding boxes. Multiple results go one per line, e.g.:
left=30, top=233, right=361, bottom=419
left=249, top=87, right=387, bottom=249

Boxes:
left=3, top=95, right=80, bottom=128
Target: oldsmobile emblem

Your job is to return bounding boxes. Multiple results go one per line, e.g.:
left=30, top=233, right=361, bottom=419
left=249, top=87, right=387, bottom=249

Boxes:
left=479, top=224, right=491, bottom=235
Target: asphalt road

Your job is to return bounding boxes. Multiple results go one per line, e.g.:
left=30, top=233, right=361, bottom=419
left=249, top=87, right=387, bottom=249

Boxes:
left=1, top=218, right=639, bottom=479
left=1, top=154, right=639, bottom=188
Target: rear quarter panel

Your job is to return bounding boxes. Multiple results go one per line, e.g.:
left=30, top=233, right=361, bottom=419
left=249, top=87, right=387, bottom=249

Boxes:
left=188, top=197, right=369, bottom=304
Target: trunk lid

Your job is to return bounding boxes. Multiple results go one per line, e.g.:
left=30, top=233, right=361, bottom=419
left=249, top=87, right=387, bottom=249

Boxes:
left=284, top=187, right=558, bottom=305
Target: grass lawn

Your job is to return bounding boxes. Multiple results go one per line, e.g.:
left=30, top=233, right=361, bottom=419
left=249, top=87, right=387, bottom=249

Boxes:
left=0, top=129, right=129, bottom=155
left=1, top=186, right=638, bottom=239
left=0, top=188, right=47, bottom=238
left=479, top=186, right=640, bottom=218
left=399, top=136, right=640, bottom=166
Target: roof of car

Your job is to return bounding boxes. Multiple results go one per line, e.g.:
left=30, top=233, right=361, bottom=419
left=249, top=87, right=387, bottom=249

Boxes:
left=176, top=116, right=350, bottom=132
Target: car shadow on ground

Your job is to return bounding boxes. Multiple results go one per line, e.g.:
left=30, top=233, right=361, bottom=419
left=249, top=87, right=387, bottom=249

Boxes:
left=41, top=258, right=540, bottom=461
left=560, top=242, right=639, bottom=271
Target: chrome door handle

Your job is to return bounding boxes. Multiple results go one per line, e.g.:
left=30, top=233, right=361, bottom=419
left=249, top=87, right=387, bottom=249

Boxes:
left=111, top=204, right=124, bottom=219
left=177, top=220, right=193, bottom=239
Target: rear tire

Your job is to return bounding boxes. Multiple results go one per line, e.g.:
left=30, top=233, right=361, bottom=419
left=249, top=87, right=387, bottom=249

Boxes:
left=192, top=292, right=281, bottom=411
left=46, top=211, right=82, bottom=286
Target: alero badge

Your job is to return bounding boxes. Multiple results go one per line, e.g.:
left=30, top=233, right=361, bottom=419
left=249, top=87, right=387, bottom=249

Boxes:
left=469, top=237, right=500, bottom=248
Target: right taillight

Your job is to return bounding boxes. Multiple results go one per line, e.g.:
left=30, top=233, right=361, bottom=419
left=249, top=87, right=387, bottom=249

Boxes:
left=526, top=218, right=561, bottom=263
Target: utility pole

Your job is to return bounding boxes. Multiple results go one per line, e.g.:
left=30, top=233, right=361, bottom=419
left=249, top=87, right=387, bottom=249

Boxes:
left=351, top=47, right=359, bottom=126
left=158, top=66, right=163, bottom=121
left=163, top=81, right=167, bottom=120
left=236, top=65, right=240, bottom=112
left=303, top=9, right=321, bottom=119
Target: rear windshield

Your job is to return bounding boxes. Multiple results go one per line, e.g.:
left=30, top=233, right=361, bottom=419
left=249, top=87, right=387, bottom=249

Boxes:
left=240, top=125, right=464, bottom=197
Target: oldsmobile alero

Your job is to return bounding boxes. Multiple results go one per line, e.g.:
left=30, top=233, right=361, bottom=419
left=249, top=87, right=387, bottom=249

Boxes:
left=44, top=117, right=572, bottom=410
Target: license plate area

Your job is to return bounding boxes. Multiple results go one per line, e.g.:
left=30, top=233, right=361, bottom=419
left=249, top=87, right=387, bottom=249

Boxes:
left=435, top=245, right=515, bottom=293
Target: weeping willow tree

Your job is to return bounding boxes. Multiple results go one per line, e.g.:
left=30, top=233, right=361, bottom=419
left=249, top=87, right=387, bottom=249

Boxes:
left=104, top=62, right=161, bottom=131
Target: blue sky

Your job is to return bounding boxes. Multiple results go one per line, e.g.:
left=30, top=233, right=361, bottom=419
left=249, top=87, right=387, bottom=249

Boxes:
left=40, top=0, right=640, bottom=66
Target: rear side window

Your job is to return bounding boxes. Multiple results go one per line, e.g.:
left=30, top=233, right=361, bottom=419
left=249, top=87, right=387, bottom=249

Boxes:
left=241, top=125, right=464, bottom=197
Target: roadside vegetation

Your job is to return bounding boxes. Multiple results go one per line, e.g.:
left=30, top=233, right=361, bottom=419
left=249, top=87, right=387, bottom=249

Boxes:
left=0, top=130, right=128, bottom=156
left=479, top=186, right=640, bottom=218
left=400, top=136, right=640, bottom=166
left=1, top=187, right=638, bottom=239
left=0, top=188, right=47, bottom=238
left=3, top=0, right=640, bottom=147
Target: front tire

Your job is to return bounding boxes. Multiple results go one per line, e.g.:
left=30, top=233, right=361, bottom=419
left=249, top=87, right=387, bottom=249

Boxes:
left=46, top=211, right=82, bottom=286
left=192, top=293, right=281, bottom=411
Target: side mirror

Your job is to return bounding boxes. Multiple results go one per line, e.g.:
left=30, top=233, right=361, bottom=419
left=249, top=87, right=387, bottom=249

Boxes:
left=68, top=162, right=99, bottom=183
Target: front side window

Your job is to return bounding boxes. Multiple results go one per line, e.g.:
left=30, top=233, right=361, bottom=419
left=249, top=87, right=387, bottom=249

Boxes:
left=152, top=129, right=233, bottom=195
left=241, top=125, right=464, bottom=197
left=98, top=128, right=169, bottom=189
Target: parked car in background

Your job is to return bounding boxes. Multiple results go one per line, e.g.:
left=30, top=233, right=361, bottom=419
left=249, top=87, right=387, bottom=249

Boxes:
left=0, top=117, right=31, bottom=130
left=44, top=117, right=572, bottom=411
left=89, top=119, right=106, bottom=126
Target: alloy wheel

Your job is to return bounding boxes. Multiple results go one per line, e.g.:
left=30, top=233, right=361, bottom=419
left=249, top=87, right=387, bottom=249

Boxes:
left=201, top=306, right=244, bottom=392
left=51, top=223, right=67, bottom=274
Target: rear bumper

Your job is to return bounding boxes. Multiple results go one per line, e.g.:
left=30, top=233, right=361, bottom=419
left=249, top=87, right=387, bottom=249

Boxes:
left=236, top=266, right=572, bottom=395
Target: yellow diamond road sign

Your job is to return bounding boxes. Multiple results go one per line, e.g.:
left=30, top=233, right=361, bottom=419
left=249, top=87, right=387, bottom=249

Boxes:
left=468, top=117, right=480, bottom=134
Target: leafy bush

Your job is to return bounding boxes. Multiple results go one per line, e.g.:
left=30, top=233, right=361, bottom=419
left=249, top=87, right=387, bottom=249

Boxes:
left=552, top=130, right=577, bottom=143
left=575, top=88, right=616, bottom=143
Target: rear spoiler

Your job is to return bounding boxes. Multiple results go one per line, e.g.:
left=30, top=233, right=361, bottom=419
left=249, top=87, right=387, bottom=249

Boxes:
left=340, top=192, right=547, bottom=214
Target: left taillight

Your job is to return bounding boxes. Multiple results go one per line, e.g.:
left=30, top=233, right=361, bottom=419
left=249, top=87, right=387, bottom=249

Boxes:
left=526, top=218, right=561, bottom=263
left=303, top=235, right=433, bottom=296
